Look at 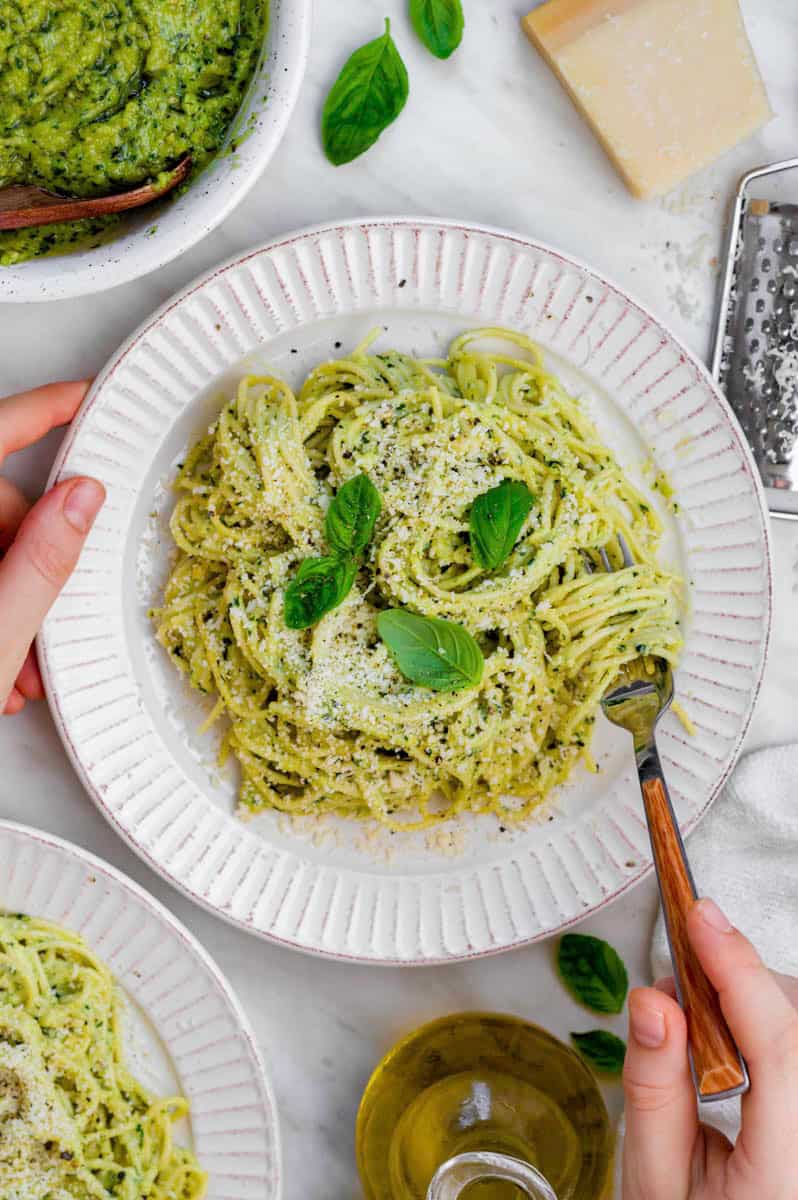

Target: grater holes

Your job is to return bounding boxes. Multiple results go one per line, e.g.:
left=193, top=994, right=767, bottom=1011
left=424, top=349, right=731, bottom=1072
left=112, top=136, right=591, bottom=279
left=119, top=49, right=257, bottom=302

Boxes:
left=717, top=191, right=798, bottom=491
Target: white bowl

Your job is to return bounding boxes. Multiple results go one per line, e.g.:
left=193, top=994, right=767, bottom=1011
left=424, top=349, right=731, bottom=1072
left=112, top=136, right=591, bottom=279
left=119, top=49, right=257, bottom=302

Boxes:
left=40, top=219, right=771, bottom=963
left=0, top=0, right=311, bottom=304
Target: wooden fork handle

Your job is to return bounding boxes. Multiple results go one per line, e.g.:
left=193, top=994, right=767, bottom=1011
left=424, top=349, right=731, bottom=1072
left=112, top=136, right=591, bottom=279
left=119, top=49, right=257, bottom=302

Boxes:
left=638, top=749, right=749, bottom=1101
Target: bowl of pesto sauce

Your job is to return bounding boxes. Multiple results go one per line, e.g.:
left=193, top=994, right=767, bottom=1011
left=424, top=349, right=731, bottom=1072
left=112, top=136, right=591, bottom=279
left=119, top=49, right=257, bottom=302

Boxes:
left=0, top=0, right=310, bottom=301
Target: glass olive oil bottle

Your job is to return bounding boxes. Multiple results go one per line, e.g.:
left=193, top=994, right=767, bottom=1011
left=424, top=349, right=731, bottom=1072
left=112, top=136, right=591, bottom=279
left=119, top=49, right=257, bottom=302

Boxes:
left=356, top=1013, right=613, bottom=1200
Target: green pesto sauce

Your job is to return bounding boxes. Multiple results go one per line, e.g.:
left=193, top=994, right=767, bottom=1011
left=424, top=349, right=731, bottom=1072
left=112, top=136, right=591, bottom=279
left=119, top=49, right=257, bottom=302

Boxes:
left=0, top=0, right=266, bottom=265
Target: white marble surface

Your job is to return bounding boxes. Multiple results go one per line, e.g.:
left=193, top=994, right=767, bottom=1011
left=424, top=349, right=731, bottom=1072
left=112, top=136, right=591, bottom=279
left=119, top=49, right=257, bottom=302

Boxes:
left=2, top=2, right=798, bottom=1196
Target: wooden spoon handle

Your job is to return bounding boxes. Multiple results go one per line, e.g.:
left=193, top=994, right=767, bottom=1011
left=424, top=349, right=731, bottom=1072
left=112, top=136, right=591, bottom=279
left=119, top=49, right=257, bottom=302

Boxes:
left=639, top=750, right=748, bottom=1100
left=0, top=156, right=191, bottom=231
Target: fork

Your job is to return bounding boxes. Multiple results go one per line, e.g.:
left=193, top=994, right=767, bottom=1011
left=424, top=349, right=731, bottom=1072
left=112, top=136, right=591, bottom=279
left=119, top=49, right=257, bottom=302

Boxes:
left=596, top=534, right=749, bottom=1102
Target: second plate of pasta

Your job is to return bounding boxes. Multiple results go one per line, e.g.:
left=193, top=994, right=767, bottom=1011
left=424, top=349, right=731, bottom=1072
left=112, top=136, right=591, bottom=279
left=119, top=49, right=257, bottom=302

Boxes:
left=40, top=219, right=771, bottom=963
left=0, top=821, right=280, bottom=1197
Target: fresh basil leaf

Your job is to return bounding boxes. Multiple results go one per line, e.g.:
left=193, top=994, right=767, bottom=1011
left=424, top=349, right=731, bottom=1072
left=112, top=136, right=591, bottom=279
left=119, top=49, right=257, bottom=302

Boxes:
left=284, top=555, right=357, bottom=629
left=326, top=474, right=382, bottom=557
left=470, top=479, right=535, bottom=571
left=377, top=609, right=483, bottom=692
left=570, top=1030, right=626, bottom=1076
left=558, top=933, right=629, bottom=1015
left=322, top=19, right=409, bottom=166
left=409, top=0, right=464, bottom=59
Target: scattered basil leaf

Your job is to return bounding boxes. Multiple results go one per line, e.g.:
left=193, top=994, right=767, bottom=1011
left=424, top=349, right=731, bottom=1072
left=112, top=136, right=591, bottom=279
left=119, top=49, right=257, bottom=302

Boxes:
left=409, top=0, right=464, bottom=59
left=377, top=610, right=483, bottom=692
left=557, top=933, right=629, bottom=1015
left=284, top=555, right=357, bottom=630
left=322, top=19, right=409, bottom=166
left=470, top=479, right=535, bottom=571
left=326, top=474, right=382, bottom=557
left=570, top=1030, right=626, bottom=1076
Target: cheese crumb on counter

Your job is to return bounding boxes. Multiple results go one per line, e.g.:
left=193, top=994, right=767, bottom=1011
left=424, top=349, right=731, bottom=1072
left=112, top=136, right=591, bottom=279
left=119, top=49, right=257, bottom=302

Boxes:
left=522, top=0, right=772, bottom=199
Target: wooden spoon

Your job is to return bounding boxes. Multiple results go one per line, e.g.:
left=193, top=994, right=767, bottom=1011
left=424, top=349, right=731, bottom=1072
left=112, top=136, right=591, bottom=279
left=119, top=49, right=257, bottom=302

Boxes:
left=600, top=580, right=749, bottom=1102
left=0, top=155, right=192, bottom=232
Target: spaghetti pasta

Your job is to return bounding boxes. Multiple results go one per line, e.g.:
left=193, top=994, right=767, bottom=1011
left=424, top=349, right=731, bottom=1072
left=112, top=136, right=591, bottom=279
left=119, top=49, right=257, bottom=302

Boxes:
left=153, top=328, right=682, bottom=829
left=0, top=913, right=206, bottom=1200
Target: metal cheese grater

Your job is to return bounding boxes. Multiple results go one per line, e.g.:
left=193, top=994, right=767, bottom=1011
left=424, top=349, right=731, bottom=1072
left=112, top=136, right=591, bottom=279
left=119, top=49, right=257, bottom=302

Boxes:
left=712, top=158, right=798, bottom=519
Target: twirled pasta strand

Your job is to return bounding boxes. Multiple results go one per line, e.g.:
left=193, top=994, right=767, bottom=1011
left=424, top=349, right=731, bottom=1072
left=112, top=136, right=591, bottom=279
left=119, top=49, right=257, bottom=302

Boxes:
left=0, top=914, right=206, bottom=1199
left=153, top=329, right=682, bottom=829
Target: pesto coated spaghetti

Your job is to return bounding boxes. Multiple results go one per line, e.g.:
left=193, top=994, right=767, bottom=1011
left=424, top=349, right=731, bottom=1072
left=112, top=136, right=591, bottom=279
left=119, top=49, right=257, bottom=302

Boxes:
left=0, top=914, right=206, bottom=1200
left=154, top=328, right=682, bottom=829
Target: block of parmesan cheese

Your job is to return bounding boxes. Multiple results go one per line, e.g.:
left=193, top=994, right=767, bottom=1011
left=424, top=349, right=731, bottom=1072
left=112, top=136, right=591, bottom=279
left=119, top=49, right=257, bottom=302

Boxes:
left=522, top=0, right=772, bottom=199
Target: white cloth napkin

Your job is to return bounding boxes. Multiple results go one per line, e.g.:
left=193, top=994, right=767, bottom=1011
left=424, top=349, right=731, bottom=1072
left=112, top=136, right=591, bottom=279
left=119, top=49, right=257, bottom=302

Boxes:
left=613, top=742, right=798, bottom=1196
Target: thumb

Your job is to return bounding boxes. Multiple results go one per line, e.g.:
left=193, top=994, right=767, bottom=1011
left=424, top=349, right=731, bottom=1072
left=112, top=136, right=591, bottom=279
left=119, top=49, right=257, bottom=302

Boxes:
left=0, top=477, right=105, bottom=705
left=622, top=987, right=696, bottom=1200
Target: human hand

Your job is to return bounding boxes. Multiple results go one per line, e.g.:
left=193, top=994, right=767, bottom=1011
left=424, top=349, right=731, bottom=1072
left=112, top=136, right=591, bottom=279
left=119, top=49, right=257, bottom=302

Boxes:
left=622, top=897, right=798, bottom=1200
left=1, top=382, right=105, bottom=715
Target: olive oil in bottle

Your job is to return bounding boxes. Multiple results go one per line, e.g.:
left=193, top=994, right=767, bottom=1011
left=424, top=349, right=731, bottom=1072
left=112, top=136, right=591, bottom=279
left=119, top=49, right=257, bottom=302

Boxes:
left=356, top=1013, right=613, bottom=1200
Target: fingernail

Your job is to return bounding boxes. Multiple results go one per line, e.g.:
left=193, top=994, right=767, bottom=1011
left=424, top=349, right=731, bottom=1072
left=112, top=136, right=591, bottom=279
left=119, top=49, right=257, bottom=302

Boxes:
left=62, top=479, right=105, bottom=534
left=696, top=897, right=733, bottom=934
left=3, top=689, right=24, bottom=715
left=630, top=999, right=666, bottom=1048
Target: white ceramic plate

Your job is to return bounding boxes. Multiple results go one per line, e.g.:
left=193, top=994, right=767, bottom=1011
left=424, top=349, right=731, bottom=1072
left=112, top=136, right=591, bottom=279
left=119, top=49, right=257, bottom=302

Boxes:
left=0, top=820, right=281, bottom=1198
left=40, top=218, right=772, bottom=963
left=0, top=0, right=311, bottom=303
